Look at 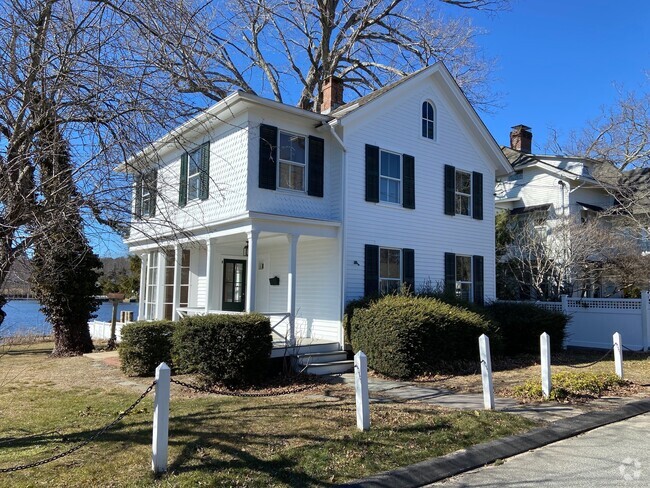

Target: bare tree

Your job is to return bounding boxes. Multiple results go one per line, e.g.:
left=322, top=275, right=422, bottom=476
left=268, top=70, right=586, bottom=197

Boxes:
left=0, top=0, right=207, bottom=328
left=108, top=0, right=508, bottom=111
left=496, top=212, right=650, bottom=300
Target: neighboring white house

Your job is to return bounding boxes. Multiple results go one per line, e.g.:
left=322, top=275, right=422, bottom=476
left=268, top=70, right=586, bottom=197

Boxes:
left=495, top=125, right=622, bottom=297
left=123, top=62, right=511, bottom=355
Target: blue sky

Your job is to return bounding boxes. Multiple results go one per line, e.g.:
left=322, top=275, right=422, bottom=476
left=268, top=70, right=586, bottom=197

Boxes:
left=462, top=0, right=649, bottom=150
left=93, top=0, right=649, bottom=257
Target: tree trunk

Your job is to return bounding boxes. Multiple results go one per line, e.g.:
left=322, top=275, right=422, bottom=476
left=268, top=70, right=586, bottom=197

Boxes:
left=51, top=319, right=93, bottom=357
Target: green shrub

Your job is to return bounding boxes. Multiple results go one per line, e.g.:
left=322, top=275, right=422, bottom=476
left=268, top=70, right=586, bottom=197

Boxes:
left=350, top=295, right=495, bottom=379
left=485, top=302, right=567, bottom=355
left=173, top=313, right=273, bottom=388
left=119, top=320, right=176, bottom=376
left=513, top=371, right=626, bottom=401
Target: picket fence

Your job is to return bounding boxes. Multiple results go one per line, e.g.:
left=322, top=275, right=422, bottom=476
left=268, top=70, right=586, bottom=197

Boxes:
left=500, top=291, right=650, bottom=351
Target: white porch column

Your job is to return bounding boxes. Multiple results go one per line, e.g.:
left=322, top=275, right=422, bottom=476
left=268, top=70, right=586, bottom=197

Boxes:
left=156, top=249, right=166, bottom=320
left=138, top=252, right=147, bottom=320
left=205, top=238, right=216, bottom=313
left=172, top=245, right=182, bottom=321
left=287, top=234, right=299, bottom=346
left=245, top=230, right=259, bottom=312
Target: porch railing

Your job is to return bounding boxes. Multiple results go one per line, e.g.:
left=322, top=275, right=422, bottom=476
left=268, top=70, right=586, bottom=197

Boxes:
left=175, top=308, right=292, bottom=344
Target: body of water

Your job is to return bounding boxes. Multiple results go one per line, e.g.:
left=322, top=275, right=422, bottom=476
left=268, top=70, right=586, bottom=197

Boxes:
left=1, top=299, right=140, bottom=336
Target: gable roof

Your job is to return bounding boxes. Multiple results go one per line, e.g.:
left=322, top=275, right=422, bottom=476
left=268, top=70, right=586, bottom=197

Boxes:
left=330, top=62, right=512, bottom=176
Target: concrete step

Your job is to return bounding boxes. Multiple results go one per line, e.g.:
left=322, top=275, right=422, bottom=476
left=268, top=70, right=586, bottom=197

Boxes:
left=296, top=351, right=349, bottom=366
left=303, top=360, right=354, bottom=375
left=291, top=341, right=341, bottom=354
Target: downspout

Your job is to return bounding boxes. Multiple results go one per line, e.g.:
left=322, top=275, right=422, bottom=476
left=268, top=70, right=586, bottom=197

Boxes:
left=328, top=121, right=347, bottom=349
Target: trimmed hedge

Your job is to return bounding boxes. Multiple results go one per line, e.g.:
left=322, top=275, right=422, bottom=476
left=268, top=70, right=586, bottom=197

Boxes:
left=119, top=320, right=176, bottom=376
left=350, top=295, right=495, bottom=379
left=173, top=313, right=273, bottom=387
left=484, top=302, right=567, bottom=355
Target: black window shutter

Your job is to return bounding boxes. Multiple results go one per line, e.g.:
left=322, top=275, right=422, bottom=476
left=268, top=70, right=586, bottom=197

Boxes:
left=134, top=175, right=142, bottom=219
left=365, top=144, right=379, bottom=203
left=473, top=255, right=484, bottom=305
left=402, top=248, right=415, bottom=292
left=150, top=169, right=158, bottom=217
left=472, top=171, right=483, bottom=220
left=199, top=142, right=210, bottom=200
left=444, top=164, right=456, bottom=215
left=402, top=154, right=415, bottom=209
left=259, top=124, right=278, bottom=190
left=444, top=252, right=456, bottom=296
left=179, top=153, right=188, bottom=207
left=308, top=136, right=324, bottom=197
left=364, top=244, right=379, bottom=297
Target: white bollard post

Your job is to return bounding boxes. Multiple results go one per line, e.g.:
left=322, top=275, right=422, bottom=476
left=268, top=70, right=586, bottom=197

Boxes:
left=152, top=362, right=170, bottom=474
left=613, top=332, right=624, bottom=380
left=354, top=351, right=370, bottom=431
left=479, top=334, right=495, bottom=410
left=540, top=332, right=552, bottom=399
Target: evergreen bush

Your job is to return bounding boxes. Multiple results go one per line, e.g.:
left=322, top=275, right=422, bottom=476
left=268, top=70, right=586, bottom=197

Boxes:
left=119, top=320, right=176, bottom=376
left=350, top=294, right=495, bottom=379
left=484, top=302, right=567, bottom=355
left=172, top=313, right=273, bottom=387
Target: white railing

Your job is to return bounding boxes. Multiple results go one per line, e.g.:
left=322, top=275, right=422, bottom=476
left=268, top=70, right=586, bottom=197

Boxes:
left=175, top=308, right=293, bottom=344
left=498, top=293, right=650, bottom=351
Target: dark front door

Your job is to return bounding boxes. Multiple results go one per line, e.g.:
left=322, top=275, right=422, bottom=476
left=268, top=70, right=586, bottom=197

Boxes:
left=222, top=259, right=247, bottom=312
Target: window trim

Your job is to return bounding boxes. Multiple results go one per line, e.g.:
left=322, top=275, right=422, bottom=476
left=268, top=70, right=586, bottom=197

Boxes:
left=139, top=170, right=156, bottom=218
left=421, top=100, right=436, bottom=141
left=455, top=254, right=473, bottom=302
left=379, top=247, right=402, bottom=294
left=186, top=146, right=202, bottom=202
left=277, top=130, right=308, bottom=192
left=455, top=169, right=472, bottom=217
left=379, top=149, right=402, bottom=205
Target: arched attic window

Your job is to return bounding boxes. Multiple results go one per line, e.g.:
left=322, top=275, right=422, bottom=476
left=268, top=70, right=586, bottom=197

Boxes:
left=422, top=101, right=436, bottom=140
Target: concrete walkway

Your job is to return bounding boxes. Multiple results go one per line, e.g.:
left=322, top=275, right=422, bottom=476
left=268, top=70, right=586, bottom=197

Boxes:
left=338, top=373, right=637, bottom=422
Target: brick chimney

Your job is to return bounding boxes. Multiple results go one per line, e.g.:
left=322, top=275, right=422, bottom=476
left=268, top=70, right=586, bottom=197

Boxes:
left=510, top=124, right=532, bottom=153
left=321, top=76, right=344, bottom=114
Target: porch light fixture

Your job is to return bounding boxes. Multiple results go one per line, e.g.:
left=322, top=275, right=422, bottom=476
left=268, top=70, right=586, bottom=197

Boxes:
left=243, top=242, right=249, bottom=257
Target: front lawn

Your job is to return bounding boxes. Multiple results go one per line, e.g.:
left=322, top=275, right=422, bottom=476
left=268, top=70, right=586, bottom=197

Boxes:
left=0, top=342, right=535, bottom=487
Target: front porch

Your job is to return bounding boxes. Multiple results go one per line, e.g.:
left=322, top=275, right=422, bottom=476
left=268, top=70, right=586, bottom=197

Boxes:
left=134, top=215, right=343, bottom=348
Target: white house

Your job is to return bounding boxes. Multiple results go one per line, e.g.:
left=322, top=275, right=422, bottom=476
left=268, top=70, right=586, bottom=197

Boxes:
left=495, top=125, right=622, bottom=297
left=123, top=63, right=511, bottom=368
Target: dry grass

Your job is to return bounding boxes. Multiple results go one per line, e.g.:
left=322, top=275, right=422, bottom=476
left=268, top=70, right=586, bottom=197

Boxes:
left=0, top=342, right=536, bottom=487
left=415, top=350, right=650, bottom=400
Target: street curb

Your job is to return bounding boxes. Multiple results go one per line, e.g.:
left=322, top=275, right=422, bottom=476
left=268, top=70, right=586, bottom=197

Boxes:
left=340, top=397, right=650, bottom=487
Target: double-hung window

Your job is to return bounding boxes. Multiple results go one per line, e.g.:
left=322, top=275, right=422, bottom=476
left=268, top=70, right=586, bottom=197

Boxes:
left=455, top=170, right=472, bottom=216
left=379, top=248, right=401, bottom=294
left=444, top=165, right=483, bottom=220
left=187, top=147, right=202, bottom=201
left=455, top=255, right=472, bottom=301
left=279, top=131, right=306, bottom=191
left=135, top=170, right=157, bottom=219
left=380, top=150, right=401, bottom=204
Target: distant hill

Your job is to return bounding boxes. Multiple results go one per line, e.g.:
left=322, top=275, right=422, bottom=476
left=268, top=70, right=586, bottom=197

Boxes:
left=1, top=256, right=132, bottom=297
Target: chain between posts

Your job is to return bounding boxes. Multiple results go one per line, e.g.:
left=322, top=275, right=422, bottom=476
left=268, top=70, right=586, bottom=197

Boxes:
left=0, top=381, right=156, bottom=474
left=563, top=347, right=614, bottom=369
left=170, top=377, right=323, bottom=397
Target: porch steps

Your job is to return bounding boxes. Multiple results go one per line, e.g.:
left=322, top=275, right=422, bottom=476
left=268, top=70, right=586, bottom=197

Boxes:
left=296, top=350, right=354, bottom=375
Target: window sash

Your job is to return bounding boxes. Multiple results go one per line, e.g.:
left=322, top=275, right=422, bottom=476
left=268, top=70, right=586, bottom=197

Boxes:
left=379, top=247, right=401, bottom=293
left=455, top=170, right=472, bottom=216
left=422, top=101, right=435, bottom=139
left=186, top=148, right=202, bottom=201
left=278, top=131, right=306, bottom=191
left=379, top=150, right=402, bottom=204
left=455, top=255, right=472, bottom=302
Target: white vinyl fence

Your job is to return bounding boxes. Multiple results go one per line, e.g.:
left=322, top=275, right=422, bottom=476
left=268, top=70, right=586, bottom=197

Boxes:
left=500, top=291, right=650, bottom=351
